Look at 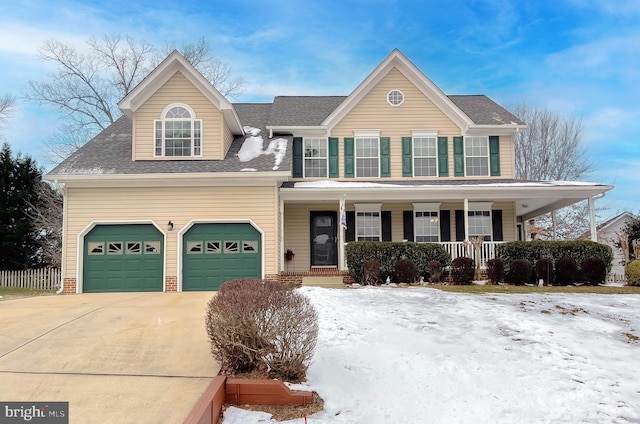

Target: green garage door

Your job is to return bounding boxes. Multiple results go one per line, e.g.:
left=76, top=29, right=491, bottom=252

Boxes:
left=83, top=224, right=164, bottom=293
left=183, top=223, right=261, bottom=291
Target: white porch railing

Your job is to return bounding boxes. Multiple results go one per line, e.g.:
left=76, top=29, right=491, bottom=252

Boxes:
left=440, top=241, right=504, bottom=269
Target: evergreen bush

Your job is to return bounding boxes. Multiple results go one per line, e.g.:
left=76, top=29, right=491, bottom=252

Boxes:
left=555, top=257, right=580, bottom=285
left=428, top=260, right=443, bottom=283
left=487, top=258, right=504, bottom=284
left=450, top=257, right=474, bottom=285
left=625, top=260, right=640, bottom=286
left=505, top=259, right=532, bottom=285
left=581, top=257, right=607, bottom=285
left=346, top=242, right=451, bottom=284
left=394, top=258, right=418, bottom=283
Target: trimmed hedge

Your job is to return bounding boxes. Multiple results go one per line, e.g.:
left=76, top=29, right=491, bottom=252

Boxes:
left=625, top=260, right=640, bottom=286
left=487, top=258, right=504, bottom=284
left=581, top=257, right=607, bottom=285
left=451, top=257, right=475, bottom=285
left=505, top=259, right=533, bottom=285
left=535, top=258, right=554, bottom=286
left=555, top=257, right=579, bottom=285
left=394, top=258, right=418, bottom=283
left=346, top=242, right=451, bottom=284
left=496, top=240, right=613, bottom=273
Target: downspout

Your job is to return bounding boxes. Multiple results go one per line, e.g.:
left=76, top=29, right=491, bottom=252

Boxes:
left=53, top=179, right=66, bottom=294
left=588, top=196, right=597, bottom=242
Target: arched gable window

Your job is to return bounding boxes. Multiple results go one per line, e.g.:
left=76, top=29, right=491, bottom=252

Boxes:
left=154, top=104, right=202, bottom=157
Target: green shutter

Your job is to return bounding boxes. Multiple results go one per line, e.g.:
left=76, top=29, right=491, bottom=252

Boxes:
left=437, top=136, right=448, bottom=177
left=328, top=137, right=339, bottom=178
left=492, top=209, right=503, bottom=241
left=402, top=137, right=412, bottom=177
left=292, top=137, right=303, bottom=178
left=402, top=211, right=414, bottom=241
left=344, top=137, right=354, bottom=178
left=489, top=136, right=500, bottom=176
left=345, top=211, right=355, bottom=242
left=381, top=211, right=392, bottom=241
left=380, top=137, right=390, bottom=177
left=453, top=136, right=464, bottom=177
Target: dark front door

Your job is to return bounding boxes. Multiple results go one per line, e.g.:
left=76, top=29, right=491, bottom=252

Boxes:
left=310, top=211, right=338, bottom=267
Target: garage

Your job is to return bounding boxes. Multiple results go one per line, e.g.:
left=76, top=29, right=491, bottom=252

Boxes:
left=182, top=223, right=262, bottom=291
left=83, top=224, right=164, bottom=293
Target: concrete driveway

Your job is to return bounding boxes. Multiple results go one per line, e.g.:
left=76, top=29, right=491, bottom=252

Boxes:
left=0, top=293, right=220, bottom=423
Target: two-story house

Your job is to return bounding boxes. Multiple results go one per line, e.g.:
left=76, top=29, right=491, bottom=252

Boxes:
left=46, top=49, right=612, bottom=293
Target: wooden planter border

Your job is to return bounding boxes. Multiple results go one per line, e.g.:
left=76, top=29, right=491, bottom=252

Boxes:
left=184, top=377, right=313, bottom=424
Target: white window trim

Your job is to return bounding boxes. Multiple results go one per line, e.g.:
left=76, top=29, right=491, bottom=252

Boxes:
left=353, top=130, right=381, bottom=179
left=154, top=103, right=203, bottom=158
left=464, top=135, right=489, bottom=177
left=412, top=131, right=439, bottom=177
left=413, top=203, right=441, bottom=243
left=354, top=203, right=382, bottom=242
left=387, top=89, right=405, bottom=106
left=467, top=205, right=493, bottom=241
left=302, top=137, right=329, bottom=178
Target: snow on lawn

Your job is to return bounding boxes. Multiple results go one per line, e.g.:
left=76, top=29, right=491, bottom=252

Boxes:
left=223, top=287, right=640, bottom=424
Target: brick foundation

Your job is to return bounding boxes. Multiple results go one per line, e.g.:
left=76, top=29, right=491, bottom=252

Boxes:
left=62, top=278, right=77, bottom=294
left=165, top=276, right=178, bottom=292
left=270, top=270, right=354, bottom=285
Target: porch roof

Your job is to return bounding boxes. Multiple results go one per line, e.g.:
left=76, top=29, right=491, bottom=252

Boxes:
left=279, top=179, right=613, bottom=220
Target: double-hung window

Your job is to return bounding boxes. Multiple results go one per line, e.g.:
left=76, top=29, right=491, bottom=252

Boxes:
left=468, top=202, right=492, bottom=241
left=413, top=131, right=438, bottom=177
left=464, top=136, right=489, bottom=176
left=155, top=104, right=202, bottom=157
left=413, top=203, right=440, bottom=242
left=355, top=131, right=380, bottom=178
left=355, top=203, right=382, bottom=241
left=303, top=138, right=328, bottom=177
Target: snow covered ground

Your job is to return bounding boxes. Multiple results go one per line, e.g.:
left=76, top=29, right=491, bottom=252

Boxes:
left=223, top=287, right=640, bottom=424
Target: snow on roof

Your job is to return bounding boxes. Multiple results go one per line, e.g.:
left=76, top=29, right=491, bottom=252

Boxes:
left=237, top=126, right=288, bottom=170
left=292, top=180, right=606, bottom=189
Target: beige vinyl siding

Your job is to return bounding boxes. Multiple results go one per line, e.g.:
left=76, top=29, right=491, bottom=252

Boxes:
left=283, top=201, right=516, bottom=269
left=62, top=185, right=279, bottom=281
left=223, top=122, right=234, bottom=157
left=332, top=68, right=461, bottom=180
left=498, top=135, right=514, bottom=179
left=133, top=71, right=225, bottom=160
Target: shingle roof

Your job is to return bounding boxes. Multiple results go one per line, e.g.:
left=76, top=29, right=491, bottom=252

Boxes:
left=48, top=115, right=291, bottom=175
left=448, top=95, right=525, bottom=126
left=267, top=96, right=347, bottom=126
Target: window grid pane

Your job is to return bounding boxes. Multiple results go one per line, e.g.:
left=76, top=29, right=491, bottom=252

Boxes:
left=356, top=211, right=381, bottom=241
left=355, top=137, right=379, bottom=178
left=304, top=138, right=328, bottom=177
left=415, top=211, right=439, bottom=242
left=465, top=136, right=489, bottom=176
left=468, top=210, right=491, bottom=241
left=413, top=137, right=438, bottom=176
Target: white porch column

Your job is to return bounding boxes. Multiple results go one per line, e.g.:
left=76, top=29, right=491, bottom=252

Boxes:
left=551, top=210, right=557, bottom=240
left=463, top=198, right=469, bottom=241
left=588, top=196, right=597, bottom=242
left=279, top=198, right=285, bottom=272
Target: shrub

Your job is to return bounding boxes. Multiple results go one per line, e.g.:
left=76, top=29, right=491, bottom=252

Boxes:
left=346, top=242, right=451, bottom=284
left=451, top=257, right=474, bottom=285
left=581, top=257, right=607, bottom=285
left=535, top=258, right=554, bottom=286
left=428, top=260, right=443, bottom=283
left=394, top=258, right=418, bottom=283
left=362, top=260, right=381, bottom=285
left=555, top=257, right=579, bottom=285
left=496, top=240, right=613, bottom=273
left=505, top=259, right=532, bottom=285
left=487, top=258, right=504, bottom=284
left=625, top=260, right=640, bottom=286
left=205, top=279, right=318, bottom=381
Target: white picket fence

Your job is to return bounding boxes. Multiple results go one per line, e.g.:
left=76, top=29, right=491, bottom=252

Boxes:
left=0, top=268, right=61, bottom=290
left=605, top=273, right=627, bottom=285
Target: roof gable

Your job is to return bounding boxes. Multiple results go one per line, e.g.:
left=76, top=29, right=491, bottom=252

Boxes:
left=118, top=51, right=243, bottom=135
left=322, top=49, right=473, bottom=132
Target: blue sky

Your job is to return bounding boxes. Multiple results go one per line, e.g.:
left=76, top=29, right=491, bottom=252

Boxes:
left=0, top=0, right=638, bottom=217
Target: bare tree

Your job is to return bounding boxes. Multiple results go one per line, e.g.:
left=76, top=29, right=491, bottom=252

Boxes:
left=510, top=102, right=591, bottom=181
left=26, top=34, right=244, bottom=164
left=0, top=94, right=16, bottom=127
left=509, top=103, right=600, bottom=240
left=25, top=181, right=63, bottom=267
